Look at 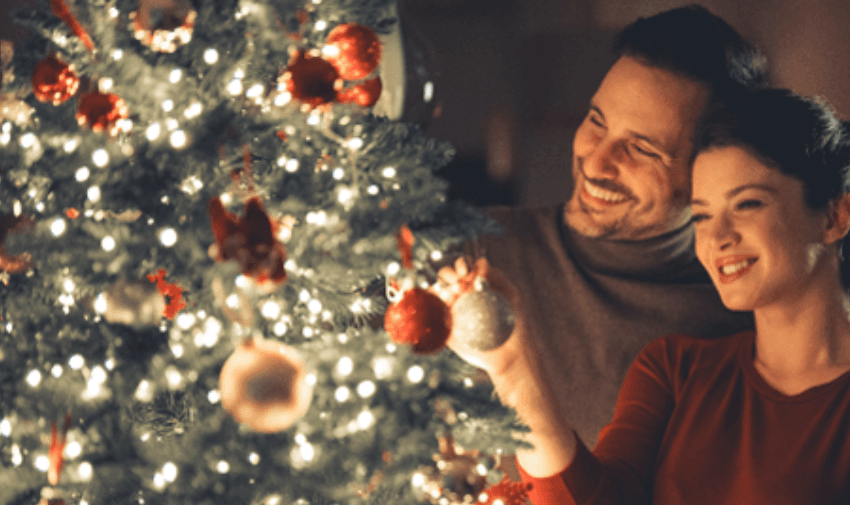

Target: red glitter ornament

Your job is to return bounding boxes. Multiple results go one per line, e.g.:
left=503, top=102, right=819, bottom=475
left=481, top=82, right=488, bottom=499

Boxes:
left=219, top=338, right=313, bottom=433
left=385, top=287, right=451, bottom=355
left=131, top=0, right=197, bottom=53
left=338, top=76, right=382, bottom=108
left=207, top=196, right=287, bottom=285
left=31, top=56, right=79, bottom=105
left=479, top=477, right=532, bottom=505
left=281, top=50, right=339, bottom=108
left=325, top=23, right=382, bottom=81
left=76, top=91, right=130, bottom=136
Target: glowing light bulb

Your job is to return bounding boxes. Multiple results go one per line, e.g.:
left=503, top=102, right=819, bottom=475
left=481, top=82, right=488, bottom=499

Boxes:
left=101, top=236, right=116, bottom=252
left=162, top=99, right=174, bottom=112
left=336, top=356, right=354, bottom=376
left=356, top=380, right=376, bottom=398
left=381, top=166, right=397, bottom=178
left=99, top=77, right=114, bottom=91
left=69, top=354, right=84, bottom=369
left=407, top=365, right=425, bottom=383
left=26, top=369, right=42, bottom=387
left=92, top=149, right=109, bottom=167
left=424, top=81, right=435, bottom=103
left=261, top=300, right=281, bottom=319
left=87, top=186, right=101, bottom=202
left=20, top=132, right=35, bottom=148
left=184, top=102, right=203, bottom=119
left=227, top=79, right=243, bottom=96
left=159, top=228, right=177, bottom=247
left=216, top=460, right=230, bottom=473
left=146, top=123, right=161, bottom=140
left=285, top=158, right=299, bottom=172
left=170, top=130, right=188, bottom=149
left=75, top=166, right=90, bottom=181
left=204, top=48, right=219, bottom=64
left=64, top=138, right=78, bottom=152
left=112, top=49, right=123, bottom=60
left=50, top=218, right=66, bottom=237
left=334, top=386, right=350, bottom=402
left=345, top=137, right=364, bottom=150
left=367, top=185, right=379, bottom=195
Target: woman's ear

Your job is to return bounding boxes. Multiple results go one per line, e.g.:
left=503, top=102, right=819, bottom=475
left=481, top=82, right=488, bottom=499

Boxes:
left=824, top=193, right=850, bottom=245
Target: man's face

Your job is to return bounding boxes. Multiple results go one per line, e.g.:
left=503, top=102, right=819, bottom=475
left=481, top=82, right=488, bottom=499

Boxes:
left=564, top=56, right=710, bottom=240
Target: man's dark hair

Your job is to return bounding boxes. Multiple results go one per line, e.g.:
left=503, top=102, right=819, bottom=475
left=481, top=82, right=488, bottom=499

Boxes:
left=613, top=4, right=769, bottom=97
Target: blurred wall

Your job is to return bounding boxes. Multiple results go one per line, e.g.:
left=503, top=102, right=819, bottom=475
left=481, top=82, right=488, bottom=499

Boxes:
left=405, top=0, right=850, bottom=206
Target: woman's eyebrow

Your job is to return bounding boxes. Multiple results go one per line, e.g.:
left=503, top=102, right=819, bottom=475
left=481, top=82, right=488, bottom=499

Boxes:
left=690, top=183, right=777, bottom=205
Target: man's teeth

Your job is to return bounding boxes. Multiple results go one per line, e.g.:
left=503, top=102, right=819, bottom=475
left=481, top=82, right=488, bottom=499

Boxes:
left=584, top=181, right=628, bottom=203
left=720, top=259, right=755, bottom=275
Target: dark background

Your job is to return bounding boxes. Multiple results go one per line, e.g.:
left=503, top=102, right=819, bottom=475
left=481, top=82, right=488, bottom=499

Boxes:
left=3, top=0, right=849, bottom=207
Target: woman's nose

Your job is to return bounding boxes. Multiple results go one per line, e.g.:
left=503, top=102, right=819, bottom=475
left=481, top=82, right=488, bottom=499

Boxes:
left=712, top=213, right=740, bottom=250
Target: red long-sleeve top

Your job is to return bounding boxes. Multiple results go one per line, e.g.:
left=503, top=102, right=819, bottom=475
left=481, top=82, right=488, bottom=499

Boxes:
left=519, top=331, right=850, bottom=504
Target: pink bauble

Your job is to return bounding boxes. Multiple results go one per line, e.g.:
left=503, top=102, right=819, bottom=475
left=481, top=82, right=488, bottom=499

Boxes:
left=219, top=338, right=313, bottom=433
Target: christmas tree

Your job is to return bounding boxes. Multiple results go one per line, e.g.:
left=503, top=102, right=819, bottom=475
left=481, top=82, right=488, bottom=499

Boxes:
left=0, top=0, right=529, bottom=504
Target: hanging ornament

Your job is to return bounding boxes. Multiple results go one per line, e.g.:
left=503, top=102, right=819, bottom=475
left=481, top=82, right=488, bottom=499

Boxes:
left=478, top=477, right=532, bottom=505
left=46, top=412, right=73, bottom=486
left=100, top=278, right=166, bottom=328
left=450, top=276, right=515, bottom=352
left=131, top=0, right=197, bottom=53
left=280, top=50, right=340, bottom=109
left=207, top=196, right=288, bottom=286
left=413, top=431, right=493, bottom=505
left=76, top=91, right=130, bottom=136
left=219, top=337, right=313, bottom=433
left=146, top=269, right=187, bottom=319
left=338, top=76, right=383, bottom=108
left=325, top=23, right=382, bottom=81
left=0, top=213, right=34, bottom=279
left=384, top=287, right=451, bottom=355
left=50, top=0, right=95, bottom=52
left=31, top=56, right=79, bottom=105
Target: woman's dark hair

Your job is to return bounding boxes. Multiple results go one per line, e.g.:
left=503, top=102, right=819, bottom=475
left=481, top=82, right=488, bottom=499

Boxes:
left=696, top=88, right=850, bottom=287
left=613, top=5, right=769, bottom=99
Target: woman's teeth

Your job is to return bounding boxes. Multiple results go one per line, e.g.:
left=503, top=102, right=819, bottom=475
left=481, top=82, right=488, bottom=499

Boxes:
left=719, top=259, right=756, bottom=275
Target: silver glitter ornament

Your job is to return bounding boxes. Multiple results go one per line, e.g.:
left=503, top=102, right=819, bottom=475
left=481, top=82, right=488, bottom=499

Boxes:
left=450, top=277, right=515, bottom=351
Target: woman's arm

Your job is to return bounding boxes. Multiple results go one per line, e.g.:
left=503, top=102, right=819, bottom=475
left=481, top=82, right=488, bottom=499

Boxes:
left=438, top=259, right=675, bottom=504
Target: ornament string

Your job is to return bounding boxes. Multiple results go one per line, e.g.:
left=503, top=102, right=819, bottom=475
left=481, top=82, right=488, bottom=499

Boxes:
left=50, top=0, right=95, bottom=52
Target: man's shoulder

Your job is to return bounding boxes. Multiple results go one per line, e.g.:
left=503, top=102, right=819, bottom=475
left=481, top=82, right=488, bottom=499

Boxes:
left=480, top=204, right=562, bottom=237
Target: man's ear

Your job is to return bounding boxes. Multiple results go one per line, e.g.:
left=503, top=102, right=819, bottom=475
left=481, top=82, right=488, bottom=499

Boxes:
left=824, top=193, right=850, bottom=245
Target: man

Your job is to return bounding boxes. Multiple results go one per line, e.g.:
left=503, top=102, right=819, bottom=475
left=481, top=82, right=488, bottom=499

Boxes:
left=459, top=5, right=766, bottom=451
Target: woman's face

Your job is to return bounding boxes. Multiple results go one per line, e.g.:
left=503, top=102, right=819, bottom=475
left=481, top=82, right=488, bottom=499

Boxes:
left=691, top=146, right=830, bottom=311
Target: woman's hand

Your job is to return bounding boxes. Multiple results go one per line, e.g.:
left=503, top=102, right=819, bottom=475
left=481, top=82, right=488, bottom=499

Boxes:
left=434, top=257, right=526, bottom=379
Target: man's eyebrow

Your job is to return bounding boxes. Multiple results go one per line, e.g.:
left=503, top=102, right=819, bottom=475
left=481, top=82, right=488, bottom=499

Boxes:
left=690, top=183, right=777, bottom=206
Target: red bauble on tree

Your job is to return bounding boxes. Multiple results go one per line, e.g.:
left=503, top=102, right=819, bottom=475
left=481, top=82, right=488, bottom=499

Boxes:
left=280, top=50, right=340, bottom=108
left=478, top=477, right=532, bottom=505
left=76, top=91, right=130, bottom=136
left=385, top=287, right=452, bottom=355
left=219, top=338, right=313, bottom=433
left=338, top=76, right=382, bottom=108
left=325, top=23, right=382, bottom=81
left=31, top=55, right=79, bottom=105
left=131, top=0, right=197, bottom=53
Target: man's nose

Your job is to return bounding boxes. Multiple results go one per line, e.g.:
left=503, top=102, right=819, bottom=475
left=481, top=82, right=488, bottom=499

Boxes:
left=581, top=137, right=627, bottom=179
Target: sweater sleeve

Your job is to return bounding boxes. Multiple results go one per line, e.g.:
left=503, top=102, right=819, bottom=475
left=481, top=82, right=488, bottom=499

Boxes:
left=518, top=336, right=678, bottom=505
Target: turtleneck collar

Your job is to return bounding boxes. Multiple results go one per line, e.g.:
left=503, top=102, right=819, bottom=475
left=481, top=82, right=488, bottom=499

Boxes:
left=557, top=205, right=708, bottom=283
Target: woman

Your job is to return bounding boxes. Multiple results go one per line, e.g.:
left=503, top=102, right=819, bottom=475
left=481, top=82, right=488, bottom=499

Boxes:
left=439, top=89, right=850, bottom=504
